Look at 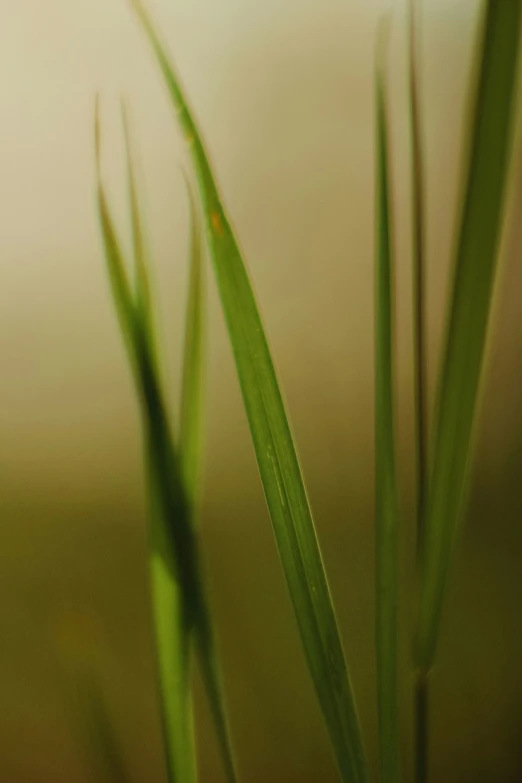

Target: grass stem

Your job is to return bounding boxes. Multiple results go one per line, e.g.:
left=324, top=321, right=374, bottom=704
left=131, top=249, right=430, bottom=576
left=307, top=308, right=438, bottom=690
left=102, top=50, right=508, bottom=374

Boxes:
left=408, top=2, right=429, bottom=781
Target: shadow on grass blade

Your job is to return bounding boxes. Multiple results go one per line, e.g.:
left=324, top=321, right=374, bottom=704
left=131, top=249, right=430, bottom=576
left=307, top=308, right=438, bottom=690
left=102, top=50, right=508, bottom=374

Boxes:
left=374, top=30, right=400, bottom=783
left=95, top=105, right=236, bottom=783
left=129, top=3, right=369, bottom=781
left=414, top=0, right=522, bottom=673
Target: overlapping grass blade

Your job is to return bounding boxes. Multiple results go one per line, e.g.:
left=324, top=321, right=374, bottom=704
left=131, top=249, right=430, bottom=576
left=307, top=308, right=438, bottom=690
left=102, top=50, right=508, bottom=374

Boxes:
left=96, top=111, right=196, bottom=783
left=407, top=3, right=429, bottom=781
left=177, top=182, right=236, bottom=783
left=95, top=102, right=137, bottom=367
left=144, top=343, right=236, bottom=783
left=147, top=454, right=196, bottom=783
left=121, top=100, right=154, bottom=347
left=408, top=0, right=427, bottom=556
left=96, top=107, right=236, bottom=783
left=414, top=0, right=522, bottom=673
left=129, top=3, right=369, bottom=780
left=374, top=40, right=400, bottom=783
left=179, top=176, right=206, bottom=510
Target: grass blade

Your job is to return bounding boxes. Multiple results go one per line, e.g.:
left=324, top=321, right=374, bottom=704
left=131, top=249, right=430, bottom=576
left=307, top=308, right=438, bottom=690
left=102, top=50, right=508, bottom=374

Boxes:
left=121, top=99, right=153, bottom=333
left=96, top=116, right=196, bottom=783
left=148, top=451, right=197, bottom=783
left=130, top=3, right=369, bottom=780
left=95, top=100, right=137, bottom=367
left=375, top=33, right=400, bottom=783
left=143, top=342, right=236, bottom=783
left=407, top=2, right=429, bottom=780
left=414, top=0, right=522, bottom=673
left=96, top=109, right=236, bottom=783
left=179, top=175, right=206, bottom=510
left=408, top=0, right=427, bottom=559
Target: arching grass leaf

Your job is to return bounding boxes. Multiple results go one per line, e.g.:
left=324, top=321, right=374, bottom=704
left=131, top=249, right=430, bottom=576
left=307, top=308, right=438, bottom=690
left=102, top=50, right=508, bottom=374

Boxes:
left=129, top=3, right=369, bottom=780
left=414, top=0, right=522, bottom=673
left=374, top=36, right=400, bottom=783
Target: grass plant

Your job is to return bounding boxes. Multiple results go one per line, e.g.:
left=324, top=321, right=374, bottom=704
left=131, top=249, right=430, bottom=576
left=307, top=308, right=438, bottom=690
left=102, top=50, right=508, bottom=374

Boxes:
left=95, top=1, right=522, bottom=780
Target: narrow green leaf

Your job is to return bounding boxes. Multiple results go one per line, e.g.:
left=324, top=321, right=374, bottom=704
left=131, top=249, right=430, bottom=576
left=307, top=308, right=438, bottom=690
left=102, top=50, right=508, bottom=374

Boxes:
left=139, top=337, right=237, bottom=783
left=130, top=3, right=369, bottom=781
left=191, top=606, right=237, bottom=783
left=407, top=3, right=430, bottom=781
left=120, top=100, right=165, bottom=402
left=96, top=107, right=236, bottom=783
left=375, top=35, right=400, bottom=783
left=95, top=99, right=137, bottom=367
left=179, top=174, right=206, bottom=510
left=121, top=99, right=152, bottom=322
left=96, top=111, right=196, bottom=783
left=408, top=0, right=427, bottom=558
left=415, top=0, right=522, bottom=672
left=147, top=448, right=197, bottom=783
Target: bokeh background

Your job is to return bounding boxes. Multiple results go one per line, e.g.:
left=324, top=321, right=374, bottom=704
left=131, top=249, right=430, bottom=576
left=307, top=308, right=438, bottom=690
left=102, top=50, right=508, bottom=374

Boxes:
left=2, top=1, right=522, bottom=781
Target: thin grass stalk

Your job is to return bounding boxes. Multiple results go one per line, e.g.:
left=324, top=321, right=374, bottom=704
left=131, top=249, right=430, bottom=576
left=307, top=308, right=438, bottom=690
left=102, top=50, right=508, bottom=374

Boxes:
left=414, top=0, right=522, bottom=673
left=408, top=2, right=429, bottom=780
left=375, top=34, right=400, bottom=783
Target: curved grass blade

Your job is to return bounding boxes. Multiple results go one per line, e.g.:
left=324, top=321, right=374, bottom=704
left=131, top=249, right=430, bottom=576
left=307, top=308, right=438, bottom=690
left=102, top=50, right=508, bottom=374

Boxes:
left=407, top=2, right=429, bottom=780
left=179, top=174, right=206, bottom=510
left=96, top=109, right=236, bottom=783
left=414, top=0, right=522, bottom=673
left=408, top=0, right=427, bottom=559
left=177, top=179, right=236, bottom=783
left=95, top=100, right=137, bottom=369
left=121, top=100, right=155, bottom=347
left=96, top=113, right=196, bottom=783
left=375, top=34, right=400, bottom=783
left=129, top=3, right=369, bottom=780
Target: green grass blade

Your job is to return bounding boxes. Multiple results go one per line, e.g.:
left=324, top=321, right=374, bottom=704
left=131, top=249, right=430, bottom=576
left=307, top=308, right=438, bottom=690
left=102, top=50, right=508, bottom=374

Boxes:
left=375, top=38, right=400, bottom=783
left=407, top=3, right=429, bottom=781
left=139, top=338, right=237, bottom=783
left=95, top=101, right=137, bottom=367
left=130, top=3, right=369, bottom=780
left=147, top=450, right=197, bottom=783
left=408, top=0, right=427, bottom=558
left=96, top=108, right=236, bottom=783
left=121, top=101, right=151, bottom=319
left=179, top=175, right=206, bottom=510
left=96, top=115, right=196, bottom=783
left=192, top=602, right=237, bottom=783
left=414, top=0, right=522, bottom=673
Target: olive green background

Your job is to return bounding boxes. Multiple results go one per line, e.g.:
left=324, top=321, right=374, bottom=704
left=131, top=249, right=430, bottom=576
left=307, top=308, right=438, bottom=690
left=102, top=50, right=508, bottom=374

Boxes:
left=1, top=1, right=522, bottom=781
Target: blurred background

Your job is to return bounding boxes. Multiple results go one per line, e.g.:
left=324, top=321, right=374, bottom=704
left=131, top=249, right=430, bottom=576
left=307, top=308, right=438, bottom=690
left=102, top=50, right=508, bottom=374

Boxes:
left=1, top=1, right=522, bottom=781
